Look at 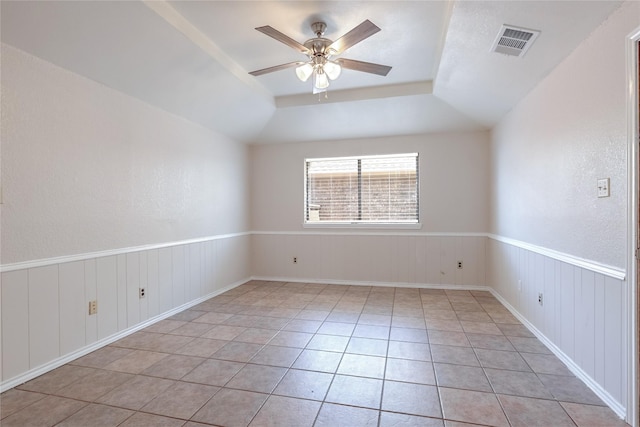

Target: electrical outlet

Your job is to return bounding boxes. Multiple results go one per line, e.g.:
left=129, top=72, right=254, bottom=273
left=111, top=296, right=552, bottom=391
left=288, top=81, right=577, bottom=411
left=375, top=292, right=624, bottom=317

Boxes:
left=293, top=257, right=297, bottom=264
left=538, top=292, right=543, bottom=306
left=457, top=261, right=463, bottom=269
left=88, top=300, right=98, bottom=315
left=139, top=288, right=146, bottom=298
left=597, top=178, right=610, bottom=198
left=518, top=280, right=522, bottom=292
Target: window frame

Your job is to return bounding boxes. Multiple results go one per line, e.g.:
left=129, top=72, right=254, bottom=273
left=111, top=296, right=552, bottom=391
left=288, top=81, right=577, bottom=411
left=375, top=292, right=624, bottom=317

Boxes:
left=303, top=153, right=421, bottom=229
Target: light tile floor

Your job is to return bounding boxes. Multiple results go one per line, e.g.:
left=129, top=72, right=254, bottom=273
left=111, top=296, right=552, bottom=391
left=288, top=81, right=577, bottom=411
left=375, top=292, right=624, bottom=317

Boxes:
left=0, top=280, right=630, bottom=427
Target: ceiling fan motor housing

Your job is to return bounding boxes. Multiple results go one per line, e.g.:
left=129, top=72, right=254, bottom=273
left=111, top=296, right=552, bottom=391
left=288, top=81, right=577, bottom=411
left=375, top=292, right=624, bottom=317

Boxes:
left=304, top=38, right=333, bottom=58
left=304, top=22, right=337, bottom=59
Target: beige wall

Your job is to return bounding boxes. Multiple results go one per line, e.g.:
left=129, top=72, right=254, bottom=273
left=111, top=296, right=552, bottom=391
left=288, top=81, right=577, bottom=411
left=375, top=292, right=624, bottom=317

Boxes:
left=490, top=1, right=638, bottom=269
left=250, top=131, right=491, bottom=233
left=1, top=44, right=250, bottom=265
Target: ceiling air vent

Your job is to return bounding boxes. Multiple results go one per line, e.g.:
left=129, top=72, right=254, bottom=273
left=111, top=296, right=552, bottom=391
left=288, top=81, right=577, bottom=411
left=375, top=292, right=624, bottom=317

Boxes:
left=490, top=24, right=540, bottom=57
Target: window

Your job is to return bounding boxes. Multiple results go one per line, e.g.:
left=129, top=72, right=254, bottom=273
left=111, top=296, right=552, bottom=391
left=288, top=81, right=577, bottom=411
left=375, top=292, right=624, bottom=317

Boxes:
left=304, top=153, right=419, bottom=224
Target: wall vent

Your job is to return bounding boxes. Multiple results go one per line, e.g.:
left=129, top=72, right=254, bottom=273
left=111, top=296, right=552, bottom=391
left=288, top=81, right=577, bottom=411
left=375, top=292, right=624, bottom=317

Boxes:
left=490, top=24, right=540, bottom=57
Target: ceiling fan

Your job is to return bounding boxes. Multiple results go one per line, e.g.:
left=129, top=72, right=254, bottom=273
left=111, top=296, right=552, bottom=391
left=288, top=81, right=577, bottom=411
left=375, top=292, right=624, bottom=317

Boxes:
left=249, top=20, right=392, bottom=94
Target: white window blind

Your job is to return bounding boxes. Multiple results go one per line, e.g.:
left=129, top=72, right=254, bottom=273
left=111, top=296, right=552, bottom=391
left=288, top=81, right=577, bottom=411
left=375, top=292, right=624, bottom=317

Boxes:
left=305, top=153, right=419, bottom=224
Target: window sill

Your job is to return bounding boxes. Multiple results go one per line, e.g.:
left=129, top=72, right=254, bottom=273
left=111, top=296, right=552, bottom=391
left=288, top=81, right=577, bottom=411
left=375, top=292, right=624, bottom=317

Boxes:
left=303, top=223, right=422, bottom=230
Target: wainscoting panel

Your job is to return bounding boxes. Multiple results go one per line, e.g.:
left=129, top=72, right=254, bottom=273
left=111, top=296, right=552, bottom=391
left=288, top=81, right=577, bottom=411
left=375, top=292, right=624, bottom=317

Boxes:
left=0, top=233, right=251, bottom=390
left=84, top=259, right=98, bottom=345
left=59, top=261, right=86, bottom=356
left=251, top=232, right=487, bottom=287
left=486, top=237, right=627, bottom=416
left=1, top=270, right=30, bottom=382
left=28, top=265, right=60, bottom=369
left=158, top=248, right=173, bottom=314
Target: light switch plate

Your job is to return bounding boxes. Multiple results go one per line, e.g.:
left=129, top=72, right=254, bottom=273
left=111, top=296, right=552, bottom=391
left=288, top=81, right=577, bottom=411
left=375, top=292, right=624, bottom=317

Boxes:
left=597, top=178, right=610, bottom=198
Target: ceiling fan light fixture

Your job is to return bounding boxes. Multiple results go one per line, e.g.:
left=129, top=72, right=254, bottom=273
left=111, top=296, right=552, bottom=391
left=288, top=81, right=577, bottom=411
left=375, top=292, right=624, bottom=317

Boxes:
left=295, top=63, right=314, bottom=82
left=323, top=61, right=341, bottom=80
left=314, top=69, right=329, bottom=90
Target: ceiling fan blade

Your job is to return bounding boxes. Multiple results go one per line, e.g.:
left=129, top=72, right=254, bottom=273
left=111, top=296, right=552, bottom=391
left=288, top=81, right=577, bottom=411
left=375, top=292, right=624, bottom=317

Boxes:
left=327, top=20, right=381, bottom=55
left=337, top=58, right=392, bottom=76
left=249, top=61, right=304, bottom=76
left=255, top=26, right=309, bottom=54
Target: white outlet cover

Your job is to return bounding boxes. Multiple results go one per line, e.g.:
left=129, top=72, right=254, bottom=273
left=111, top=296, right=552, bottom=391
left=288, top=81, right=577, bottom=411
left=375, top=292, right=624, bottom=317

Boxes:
left=597, top=178, right=610, bottom=198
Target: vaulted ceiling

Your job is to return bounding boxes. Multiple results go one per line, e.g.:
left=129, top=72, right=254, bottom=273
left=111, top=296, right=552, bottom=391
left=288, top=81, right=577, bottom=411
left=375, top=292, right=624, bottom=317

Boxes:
left=0, top=1, right=623, bottom=144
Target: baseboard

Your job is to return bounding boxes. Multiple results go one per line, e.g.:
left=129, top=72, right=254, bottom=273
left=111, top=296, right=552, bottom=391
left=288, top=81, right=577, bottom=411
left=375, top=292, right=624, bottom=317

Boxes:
left=0, top=277, right=250, bottom=392
left=489, top=289, right=626, bottom=420
left=250, top=276, right=492, bottom=292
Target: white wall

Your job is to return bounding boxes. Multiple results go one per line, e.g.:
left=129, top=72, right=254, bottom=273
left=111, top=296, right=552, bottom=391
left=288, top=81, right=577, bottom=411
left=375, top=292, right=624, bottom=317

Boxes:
left=1, top=43, right=250, bottom=265
left=488, top=1, right=638, bottom=419
left=250, top=132, right=490, bottom=286
left=0, top=44, right=252, bottom=388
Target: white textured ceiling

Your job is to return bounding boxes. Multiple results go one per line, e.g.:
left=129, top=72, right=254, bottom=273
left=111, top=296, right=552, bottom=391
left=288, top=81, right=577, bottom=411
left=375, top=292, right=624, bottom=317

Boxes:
left=434, top=0, right=625, bottom=127
left=0, top=1, right=624, bottom=144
